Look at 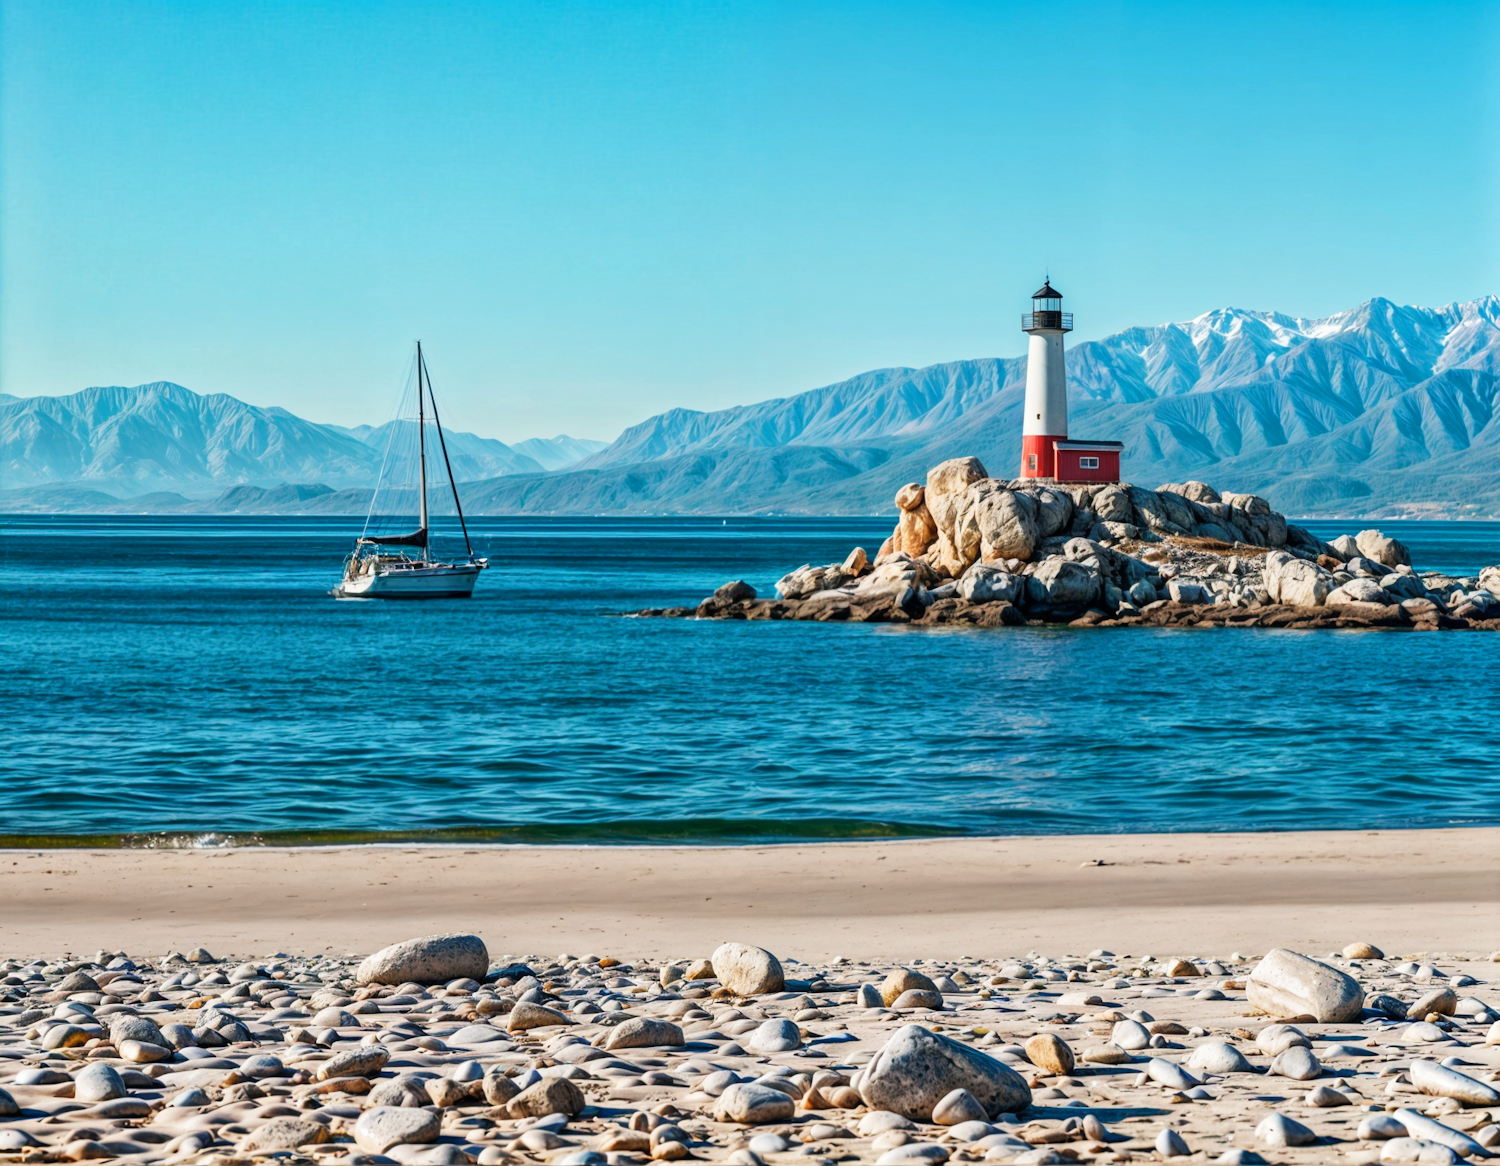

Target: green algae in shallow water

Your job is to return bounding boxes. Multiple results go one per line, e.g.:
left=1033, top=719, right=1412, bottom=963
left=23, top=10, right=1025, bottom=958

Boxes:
left=0, top=818, right=970, bottom=850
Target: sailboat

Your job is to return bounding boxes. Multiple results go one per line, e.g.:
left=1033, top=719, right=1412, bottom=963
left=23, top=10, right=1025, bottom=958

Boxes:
left=332, top=342, right=488, bottom=599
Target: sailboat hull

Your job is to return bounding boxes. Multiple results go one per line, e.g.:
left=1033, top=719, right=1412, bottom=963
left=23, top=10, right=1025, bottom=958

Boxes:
left=333, top=561, right=484, bottom=599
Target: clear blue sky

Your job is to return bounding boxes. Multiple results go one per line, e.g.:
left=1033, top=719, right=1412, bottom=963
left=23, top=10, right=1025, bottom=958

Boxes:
left=3, top=1, right=1497, bottom=443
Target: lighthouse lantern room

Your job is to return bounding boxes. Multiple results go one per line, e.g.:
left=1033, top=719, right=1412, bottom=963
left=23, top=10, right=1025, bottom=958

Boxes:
left=1019, top=280, right=1122, bottom=483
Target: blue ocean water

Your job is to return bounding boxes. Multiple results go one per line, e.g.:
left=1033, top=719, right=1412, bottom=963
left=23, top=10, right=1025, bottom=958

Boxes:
left=2, top=514, right=1498, bottom=845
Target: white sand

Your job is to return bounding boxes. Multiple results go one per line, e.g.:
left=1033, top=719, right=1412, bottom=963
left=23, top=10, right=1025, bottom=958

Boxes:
left=2, top=828, right=1496, bottom=959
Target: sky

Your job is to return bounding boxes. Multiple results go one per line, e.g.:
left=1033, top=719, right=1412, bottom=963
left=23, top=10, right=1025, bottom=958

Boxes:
left=3, top=1, right=1498, bottom=444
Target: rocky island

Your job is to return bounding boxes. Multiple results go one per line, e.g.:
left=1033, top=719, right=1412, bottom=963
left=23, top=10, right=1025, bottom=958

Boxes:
left=640, top=457, right=1500, bottom=631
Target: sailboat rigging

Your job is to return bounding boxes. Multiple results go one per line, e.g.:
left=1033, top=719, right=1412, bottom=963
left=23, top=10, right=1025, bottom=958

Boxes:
left=331, top=341, right=488, bottom=598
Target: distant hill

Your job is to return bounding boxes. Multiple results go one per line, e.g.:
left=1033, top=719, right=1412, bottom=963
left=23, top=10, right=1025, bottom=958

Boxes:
left=0, top=382, right=600, bottom=504
left=4, top=295, right=1497, bottom=517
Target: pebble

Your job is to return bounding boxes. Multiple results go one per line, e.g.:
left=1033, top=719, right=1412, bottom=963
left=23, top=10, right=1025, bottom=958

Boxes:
left=1186, top=1040, right=1257, bottom=1074
left=1155, top=1127, right=1190, bottom=1157
left=71, top=1063, right=125, bottom=1103
left=745, top=1017, right=802, bottom=1053
left=930, top=1088, right=987, bottom=1125
left=1408, top=1057, right=1500, bottom=1104
left=1, top=938, right=1496, bottom=1165
left=1022, top=1033, right=1074, bottom=1075
left=1270, top=1044, right=1322, bottom=1080
left=1256, top=1112, right=1317, bottom=1147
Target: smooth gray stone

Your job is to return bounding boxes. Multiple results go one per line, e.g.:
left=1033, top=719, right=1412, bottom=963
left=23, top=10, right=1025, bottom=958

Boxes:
left=73, top=1063, right=127, bottom=1103
left=713, top=1082, right=796, bottom=1124
left=1256, top=1113, right=1316, bottom=1147
left=353, top=1106, right=441, bottom=1154
left=1408, top=1058, right=1500, bottom=1105
left=1391, top=1109, right=1487, bottom=1158
left=745, top=1018, right=801, bottom=1053
left=1187, top=1041, right=1257, bottom=1074
left=1144, top=1058, right=1201, bottom=1090
left=1247, top=949, right=1363, bottom=1022
left=1270, top=1045, right=1322, bottom=1081
left=357, top=934, right=489, bottom=987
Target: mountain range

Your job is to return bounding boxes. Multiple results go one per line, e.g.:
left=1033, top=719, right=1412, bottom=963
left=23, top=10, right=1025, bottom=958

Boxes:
left=0, top=382, right=604, bottom=504
left=4, top=295, right=1497, bottom=517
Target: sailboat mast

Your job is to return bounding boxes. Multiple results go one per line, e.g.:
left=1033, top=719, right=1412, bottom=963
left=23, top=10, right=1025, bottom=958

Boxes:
left=416, top=340, right=429, bottom=554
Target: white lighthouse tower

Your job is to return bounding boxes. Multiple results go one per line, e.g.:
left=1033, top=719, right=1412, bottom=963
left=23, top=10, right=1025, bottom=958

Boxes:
left=1020, top=280, right=1071, bottom=478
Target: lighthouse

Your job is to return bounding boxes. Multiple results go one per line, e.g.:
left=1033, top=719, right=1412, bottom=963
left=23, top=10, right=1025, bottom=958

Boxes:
left=1018, top=280, right=1122, bottom=482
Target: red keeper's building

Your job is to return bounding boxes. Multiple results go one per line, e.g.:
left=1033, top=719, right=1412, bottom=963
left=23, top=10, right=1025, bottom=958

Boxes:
left=1018, top=281, right=1123, bottom=483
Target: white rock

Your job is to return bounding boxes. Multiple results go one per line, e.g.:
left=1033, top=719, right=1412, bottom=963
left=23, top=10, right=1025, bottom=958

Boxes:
left=1379, top=1138, right=1460, bottom=1164
left=1359, top=1114, right=1409, bottom=1140
left=1270, top=1046, right=1322, bottom=1081
left=714, top=1082, right=796, bottom=1124
left=1155, top=1128, right=1190, bottom=1158
left=1247, top=948, right=1363, bottom=1022
left=745, top=1018, right=801, bottom=1053
left=1408, top=1058, right=1500, bottom=1106
left=1111, top=1019, right=1151, bottom=1050
left=353, top=1107, right=441, bottom=1154
left=857, top=1112, right=915, bottom=1138
left=1256, top=1112, right=1316, bottom=1147
left=1186, top=1041, right=1257, bottom=1074
left=1143, top=1058, right=1200, bottom=1090
left=931, top=1089, right=987, bottom=1125
left=356, top=934, right=489, bottom=986
left=876, top=1146, right=948, bottom=1165
left=710, top=943, right=785, bottom=996
left=1392, top=1109, right=1488, bottom=1158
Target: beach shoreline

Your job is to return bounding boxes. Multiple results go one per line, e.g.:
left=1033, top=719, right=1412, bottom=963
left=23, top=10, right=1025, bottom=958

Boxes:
left=3, top=828, right=1496, bottom=961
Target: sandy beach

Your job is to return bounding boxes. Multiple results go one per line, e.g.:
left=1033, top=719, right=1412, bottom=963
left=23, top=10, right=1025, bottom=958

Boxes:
left=4, top=828, right=1497, bottom=960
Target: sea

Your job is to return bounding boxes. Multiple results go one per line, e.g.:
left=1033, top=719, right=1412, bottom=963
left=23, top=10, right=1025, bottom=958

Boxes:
left=3, top=515, right=1498, bottom=847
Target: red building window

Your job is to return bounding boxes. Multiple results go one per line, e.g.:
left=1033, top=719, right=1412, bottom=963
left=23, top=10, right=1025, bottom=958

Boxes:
left=1080, top=456, right=1098, bottom=469
left=1027, top=454, right=1037, bottom=472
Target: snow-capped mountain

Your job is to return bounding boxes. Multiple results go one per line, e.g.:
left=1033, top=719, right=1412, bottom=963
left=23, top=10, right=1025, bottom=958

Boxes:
left=0, top=382, right=598, bottom=494
left=5, top=296, right=1497, bottom=516
left=465, top=295, right=1500, bottom=517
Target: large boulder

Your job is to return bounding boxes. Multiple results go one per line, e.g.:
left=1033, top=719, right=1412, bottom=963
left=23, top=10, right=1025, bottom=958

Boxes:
left=1263, top=551, right=1332, bottom=607
left=1247, top=948, right=1364, bottom=1022
left=710, top=942, right=784, bottom=995
left=925, top=458, right=991, bottom=573
left=1015, top=484, right=1073, bottom=538
left=1027, top=557, right=1101, bottom=611
left=1092, top=484, right=1134, bottom=524
left=856, top=1025, right=1030, bottom=1120
left=1161, top=481, right=1221, bottom=504
left=356, top=934, right=489, bottom=986
left=892, top=504, right=938, bottom=557
left=953, top=480, right=1038, bottom=568
left=957, top=564, right=1021, bottom=604
left=1356, top=529, right=1412, bottom=568
left=1327, top=578, right=1391, bottom=607
left=1126, top=487, right=1188, bottom=536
